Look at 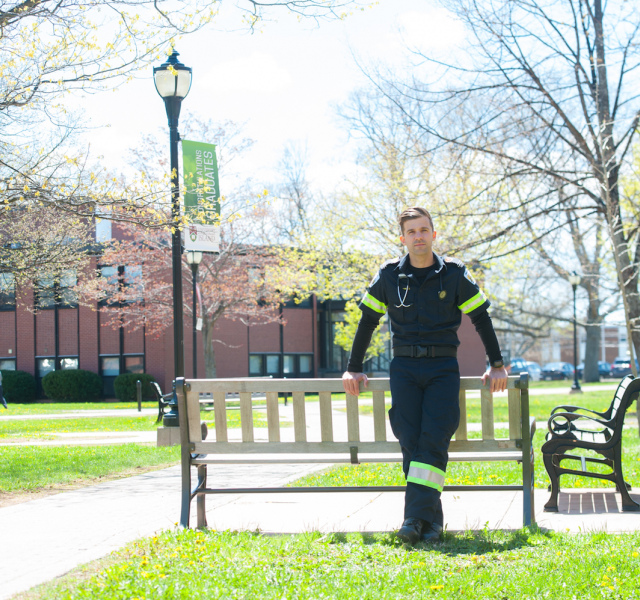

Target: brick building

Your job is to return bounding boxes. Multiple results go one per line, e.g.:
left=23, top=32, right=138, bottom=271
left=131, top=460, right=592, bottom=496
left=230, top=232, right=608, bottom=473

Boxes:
left=0, top=227, right=488, bottom=396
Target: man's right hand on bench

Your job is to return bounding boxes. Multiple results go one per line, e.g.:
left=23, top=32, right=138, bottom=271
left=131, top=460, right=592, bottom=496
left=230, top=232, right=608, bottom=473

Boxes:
left=342, top=371, right=368, bottom=397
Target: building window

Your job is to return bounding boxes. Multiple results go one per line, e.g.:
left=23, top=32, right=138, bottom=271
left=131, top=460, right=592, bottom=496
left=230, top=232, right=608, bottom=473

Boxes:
left=0, top=358, right=16, bottom=371
left=99, top=265, right=143, bottom=305
left=36, top=270, right=77, bottom=309
left=37, top=358, right=56, bottom=378
left=60, top=357, right=79, bottom=370
left=124, top=266, right=143, bottom=302
left=101, top=356, right=120, bottom=377
left=0, top=273, right=16, bottom=310
left=284, top=295, right=312, bottom=309
left=249, top=354, right=281, bottom=377
left=249, top=355, right=262, bottom=376
left=125, top=355, right=144, bottom=374
left=250, top=353, right=313, bottom=377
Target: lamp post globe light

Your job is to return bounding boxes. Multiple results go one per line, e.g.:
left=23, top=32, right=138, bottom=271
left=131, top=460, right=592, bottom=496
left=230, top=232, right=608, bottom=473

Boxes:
left=568, top=272, right=582, bottom=394
left=153, top=49, right=192, bottom=426
left=186, top=250, right=203, bottom=379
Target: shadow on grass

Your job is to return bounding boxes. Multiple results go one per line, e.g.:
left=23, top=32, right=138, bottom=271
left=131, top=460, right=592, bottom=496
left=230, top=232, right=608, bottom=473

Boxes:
left=290, top=526, right=554, bottom=556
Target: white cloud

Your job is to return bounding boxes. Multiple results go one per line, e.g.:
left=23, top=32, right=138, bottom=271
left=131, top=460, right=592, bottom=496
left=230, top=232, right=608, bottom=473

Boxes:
left=397, top=8, right=466, bottom=51
left=203, top=52, right=293, bottom=94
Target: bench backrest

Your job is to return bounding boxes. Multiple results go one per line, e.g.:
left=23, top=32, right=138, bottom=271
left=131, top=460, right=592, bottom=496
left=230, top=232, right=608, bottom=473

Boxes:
left=175, top=374, right=531, bottom=456
left=606, top=375, right=640, bottom=430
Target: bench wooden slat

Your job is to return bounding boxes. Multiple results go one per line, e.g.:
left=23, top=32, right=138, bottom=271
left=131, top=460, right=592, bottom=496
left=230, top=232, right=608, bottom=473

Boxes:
left=293, top=391, right=306, bottom=442
left=372, top=390, right=387, bottom=442
left=266, top=391, right=280, bottom=442
left=186, top=390, right=202, bottom=442
left=213, top=391, right=228, bottom=442
left=186, top=377, right=520, bottom=394
left=455, top=389, right=468, bottom=440
left=190, top=438, right=521, bottom=456
left=319, top=391, right=333, bottom=442
left=346, top=393, right=360, bottom=442
left=239, top=392, right=254, bottom=442
left=481, top=387, right=494, bottom=440
left=508, top=388, right=522, bottom=439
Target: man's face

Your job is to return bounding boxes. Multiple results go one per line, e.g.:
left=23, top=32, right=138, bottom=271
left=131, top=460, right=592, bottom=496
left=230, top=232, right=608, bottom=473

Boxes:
left=400, top=216, right=436, bottom=257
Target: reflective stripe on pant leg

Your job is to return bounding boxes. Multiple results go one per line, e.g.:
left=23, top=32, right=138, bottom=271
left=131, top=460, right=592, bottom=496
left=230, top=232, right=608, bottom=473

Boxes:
left=406, top=461, right=445, bottom=492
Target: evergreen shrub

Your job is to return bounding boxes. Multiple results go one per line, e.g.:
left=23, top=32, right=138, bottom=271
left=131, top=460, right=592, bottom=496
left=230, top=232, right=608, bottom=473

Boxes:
left=1, top=370, right=37, bottom=403
left=113, top=373, right=156, bottom=402
left=42, top=369, right=102, bottom=402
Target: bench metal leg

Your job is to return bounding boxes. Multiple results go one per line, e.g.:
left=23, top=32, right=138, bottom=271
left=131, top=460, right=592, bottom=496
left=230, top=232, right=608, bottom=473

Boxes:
left=179, top=445, right=192, bottom=528
left=613, top=445, right=640, bottom=511
left=196, top=465, right=208, bottom=528
left=523, top=441, right=536, bottom=525
left=543, top=451, right=560, bottom=512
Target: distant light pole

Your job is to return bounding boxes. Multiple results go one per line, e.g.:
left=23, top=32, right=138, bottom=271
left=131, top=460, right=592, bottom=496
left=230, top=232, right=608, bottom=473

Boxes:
left=568, top=272, right=582, bottom=394
left=186, top=250, right=203, bottom=379
left=153, top=49, right=192, bottom=426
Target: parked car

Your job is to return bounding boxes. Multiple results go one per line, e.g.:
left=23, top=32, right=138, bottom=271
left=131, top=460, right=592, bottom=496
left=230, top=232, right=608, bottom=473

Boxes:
left=611, top=358, right=639, bottom=378
left=508, top=358, right=542, bottom=381
left=541, top=362, right=575, bottom=381
left=576, top=361, right=612, bottom=379
left=525, top=361, right=542, bottom=381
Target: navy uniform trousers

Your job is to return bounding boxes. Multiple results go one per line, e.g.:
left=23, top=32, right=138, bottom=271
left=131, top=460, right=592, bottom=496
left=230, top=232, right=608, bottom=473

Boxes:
left=388, top=356, right=461, bottom=525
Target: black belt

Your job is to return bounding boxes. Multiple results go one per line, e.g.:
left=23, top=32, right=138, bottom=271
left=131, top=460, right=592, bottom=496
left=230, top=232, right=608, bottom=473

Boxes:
left=393, top=345, right=457, bottom=359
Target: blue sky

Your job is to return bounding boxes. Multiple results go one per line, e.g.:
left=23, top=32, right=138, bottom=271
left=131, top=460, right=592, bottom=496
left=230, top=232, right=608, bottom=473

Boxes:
left=81, top=0, right=464, bottom=193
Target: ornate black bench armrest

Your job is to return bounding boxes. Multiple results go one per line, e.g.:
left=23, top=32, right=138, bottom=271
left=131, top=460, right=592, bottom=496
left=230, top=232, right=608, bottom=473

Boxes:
left=547, top=411, right=609, bottom=437
left=550, top=404, right=608, bottom=419
left=152, top=382, right=174, bottom=424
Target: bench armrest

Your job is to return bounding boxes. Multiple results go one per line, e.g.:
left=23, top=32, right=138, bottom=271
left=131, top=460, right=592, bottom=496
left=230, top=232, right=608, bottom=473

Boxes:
left=550, top=405, right=608, bottom=419
left=547, top=411, right=609, bottom=437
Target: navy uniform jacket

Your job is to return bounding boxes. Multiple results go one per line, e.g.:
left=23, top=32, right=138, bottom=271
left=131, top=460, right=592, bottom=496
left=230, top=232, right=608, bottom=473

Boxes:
left=359, top=252, right=490, bottom=349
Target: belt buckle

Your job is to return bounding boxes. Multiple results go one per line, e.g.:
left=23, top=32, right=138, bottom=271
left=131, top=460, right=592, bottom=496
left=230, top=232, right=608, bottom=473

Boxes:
left=415, top=345, right=429, bottom=358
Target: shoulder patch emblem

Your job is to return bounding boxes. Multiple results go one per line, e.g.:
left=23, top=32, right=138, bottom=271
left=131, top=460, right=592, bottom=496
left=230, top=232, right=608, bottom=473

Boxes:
left=444, top=256, right=464, bottom=268
left=463, top=268, right=477, bottom=285
left=381, top=257, right=401, bottom=270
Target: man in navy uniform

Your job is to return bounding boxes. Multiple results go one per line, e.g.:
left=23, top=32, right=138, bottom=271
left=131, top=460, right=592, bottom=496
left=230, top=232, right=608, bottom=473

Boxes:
left=342, top=207, right=508, bottom=545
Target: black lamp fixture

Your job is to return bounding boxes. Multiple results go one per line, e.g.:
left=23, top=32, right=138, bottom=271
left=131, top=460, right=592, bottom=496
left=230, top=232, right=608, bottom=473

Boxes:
left=153, top=49, right=192, bottom=426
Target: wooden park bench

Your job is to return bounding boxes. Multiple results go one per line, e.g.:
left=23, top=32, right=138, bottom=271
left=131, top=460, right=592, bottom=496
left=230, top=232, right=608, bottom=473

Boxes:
left=542, top=374, right=640, bottom=512
left=157, top=374, right=536, bottom=529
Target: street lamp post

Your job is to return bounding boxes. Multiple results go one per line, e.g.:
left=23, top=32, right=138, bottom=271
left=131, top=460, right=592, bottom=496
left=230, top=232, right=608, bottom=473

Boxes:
left=186, top=251, right=203, bottom=378
left=153, top=49, right=192, bottom=426
left=568, top=272, right=582, bottom=394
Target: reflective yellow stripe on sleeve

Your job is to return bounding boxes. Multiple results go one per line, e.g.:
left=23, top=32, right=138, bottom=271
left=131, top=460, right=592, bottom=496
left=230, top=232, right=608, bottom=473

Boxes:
left=361, top=292, right=387, bottom=314
left=458, top=290, right=488, bottom=314
left=406, top=461, right=445, bottom=492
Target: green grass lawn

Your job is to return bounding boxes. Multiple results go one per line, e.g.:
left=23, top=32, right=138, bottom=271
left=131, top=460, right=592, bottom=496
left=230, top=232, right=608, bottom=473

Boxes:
left=20, top=528, right=640, bottom=599
left=2, top=401, right=159, bottom=415
left=0, top=444, right=180, bottom=492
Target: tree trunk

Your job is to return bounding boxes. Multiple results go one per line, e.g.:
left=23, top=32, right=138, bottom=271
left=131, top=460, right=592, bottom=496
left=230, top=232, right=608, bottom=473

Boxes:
left=593, top=0, right=640, bottom=366
left=583, top=323, right=601, bottom=382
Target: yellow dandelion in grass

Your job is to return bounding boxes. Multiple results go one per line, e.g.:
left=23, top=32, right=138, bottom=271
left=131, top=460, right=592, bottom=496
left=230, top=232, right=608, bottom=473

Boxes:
left=607, top=566, right=616, bottom=572
left=430, top=585, right=444, bottom=590
left=633, top=552, right=639, bottom=558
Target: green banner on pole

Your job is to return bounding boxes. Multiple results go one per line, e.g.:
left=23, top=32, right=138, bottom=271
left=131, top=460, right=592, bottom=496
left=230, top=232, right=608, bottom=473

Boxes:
left=182, top=139, right=220, bottom=252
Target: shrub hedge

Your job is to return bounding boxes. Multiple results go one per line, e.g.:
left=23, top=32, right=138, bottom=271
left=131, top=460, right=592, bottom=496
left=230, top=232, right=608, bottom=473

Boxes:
left=113, top=373, right=156, bottom=402
left=42, top=369, right=102, bottom=402
left=1, top=370, right=37, bottom=403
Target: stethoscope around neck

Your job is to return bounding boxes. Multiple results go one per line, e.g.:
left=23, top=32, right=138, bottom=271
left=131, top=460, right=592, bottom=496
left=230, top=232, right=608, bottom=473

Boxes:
left=396, top=274, right=413, bottom=308
left=395, top=271, right=447, bottom=308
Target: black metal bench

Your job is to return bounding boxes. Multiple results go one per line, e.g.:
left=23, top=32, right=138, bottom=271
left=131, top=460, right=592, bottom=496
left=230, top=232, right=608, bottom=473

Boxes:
left=542, top=375, right=640, bottom=512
